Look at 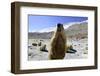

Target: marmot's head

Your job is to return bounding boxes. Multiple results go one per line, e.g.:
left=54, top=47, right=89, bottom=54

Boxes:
left=57, top=23, right=64, bottom=32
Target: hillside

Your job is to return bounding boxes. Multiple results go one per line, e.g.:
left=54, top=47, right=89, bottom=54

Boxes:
left=28, top=21, right=88, bottom=39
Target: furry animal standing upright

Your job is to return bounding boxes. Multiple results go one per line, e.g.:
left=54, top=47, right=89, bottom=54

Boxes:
left=49, top=23, right=66, bottom=59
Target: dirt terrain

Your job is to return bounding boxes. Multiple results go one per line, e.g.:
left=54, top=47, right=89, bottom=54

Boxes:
left=28, top=38, right=88, bottom=61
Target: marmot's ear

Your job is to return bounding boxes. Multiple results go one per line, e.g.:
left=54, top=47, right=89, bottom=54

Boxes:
left=57, top=23, right=63, bottom=28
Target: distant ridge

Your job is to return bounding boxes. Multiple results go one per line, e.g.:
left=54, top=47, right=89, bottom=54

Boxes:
left=28, top=21, right=88, bottom=39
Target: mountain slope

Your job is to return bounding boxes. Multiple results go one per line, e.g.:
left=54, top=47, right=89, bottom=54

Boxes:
left=28, top=21, right=88, bottom=39
left=65, top=22, right=88, bottom=37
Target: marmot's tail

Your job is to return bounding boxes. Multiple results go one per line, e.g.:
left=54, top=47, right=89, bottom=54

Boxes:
left=66, top=48, right=77, bottom=53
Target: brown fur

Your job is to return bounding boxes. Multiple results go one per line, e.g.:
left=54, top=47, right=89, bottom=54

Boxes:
left=49, top=23, right=66, bottom=59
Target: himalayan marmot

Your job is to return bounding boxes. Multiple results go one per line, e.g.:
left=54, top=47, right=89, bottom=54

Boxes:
left=49, top=23, right=66, bottom=59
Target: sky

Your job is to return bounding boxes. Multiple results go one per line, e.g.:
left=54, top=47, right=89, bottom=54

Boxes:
left=28, top=15, right=88, bottom=32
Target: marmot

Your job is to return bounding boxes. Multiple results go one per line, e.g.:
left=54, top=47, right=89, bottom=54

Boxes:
left=49, top=23, right=66, bottom=59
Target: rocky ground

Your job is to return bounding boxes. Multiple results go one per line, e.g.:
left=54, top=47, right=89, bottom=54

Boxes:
left=28, top=38, right=88, bottom=61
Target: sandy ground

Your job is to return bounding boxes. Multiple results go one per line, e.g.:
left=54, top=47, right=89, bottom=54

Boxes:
left=28, top=38, right=88, bottom=61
